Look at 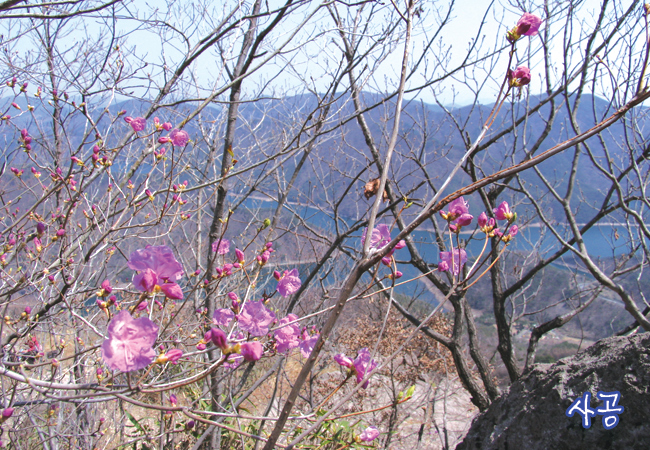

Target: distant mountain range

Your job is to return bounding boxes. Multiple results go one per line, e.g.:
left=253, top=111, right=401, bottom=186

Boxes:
left=2, top=91, right=645, bottom=226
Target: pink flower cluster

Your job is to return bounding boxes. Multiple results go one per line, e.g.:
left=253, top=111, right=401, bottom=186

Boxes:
left=205, top=267, right=314, bottom=366
left=362, top=224, right=407, bottom=266
left=158, top=129, right=189, bottom=146
left=440, top=197, right=474, bottom=231
left=438, top=199, right=519, bottom=275
left=256, top=242, right=274, bottom=265
left=335, top=348, right=378, bottom=388
left=438, top=249, right=467, bottom=276
left=273, top=315, right=319, bottom=358
left=124, top=116, right=147, bottom=132
left=359, top=426, right=380, bottom=442
left=274, top=268, right=302, bottom=297
left=128, top=245, right=184, bottom=300
left=20, top=128, right=32, bottom=151
left=101, top=239, right=314, bottom=375
left=212, top=238, right=230, bottom=254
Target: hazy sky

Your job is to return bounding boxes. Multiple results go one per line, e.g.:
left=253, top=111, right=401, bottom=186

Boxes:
left=107, top=0, right=616, bottom=106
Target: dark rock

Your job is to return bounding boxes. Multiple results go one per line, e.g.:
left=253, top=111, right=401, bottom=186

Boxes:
left=456, top=333, right=650, bottom=450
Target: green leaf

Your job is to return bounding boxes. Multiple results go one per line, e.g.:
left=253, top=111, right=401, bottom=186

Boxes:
left=405, top=385, right=416, bottom=398
left=125, top=411, right=145, bottom=435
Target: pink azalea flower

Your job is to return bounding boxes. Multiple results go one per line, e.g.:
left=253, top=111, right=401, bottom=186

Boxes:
left=507, top=67, right=531, bottom=87
left=515, top=12, right=542, bottom=37
left=299, top=331, right=319, bottom=358
left=334, top=353, right=353, bottom=368
left=274, top=314, right=301, bottom=354
left=169, top=129, right=189, bottom=146
left=441, top=197, right=473, bottom=226
left=125, top=116, right=147, bottom=132
left=439, top=249, right=467, bottom=276
left=2, top=408, right=14, bottom=419
left=353, top=348, right=377, bottom=388
left=359, top=426, right=380, bottom=442
left=276, top=268, right=301, bottom=297
left=448, top=197, right=469, bottom=217
left=237, top=301, right=276, bottom=337
left=212, top=239, right=230, bottom=255
left=101, top=310, right=159, bottom=372
left=213, top=308, right=234, bottom=327
left=128, top=245, right=183, bottom=280
left=240, top=341, right=263, bottom=361
left=235, top=248, right=245, bottom=263
left=362, top=224, right=391, bottom=249
left=493, top=201, right=513, bottom=221
left=128, top=245, right=184, bottom=298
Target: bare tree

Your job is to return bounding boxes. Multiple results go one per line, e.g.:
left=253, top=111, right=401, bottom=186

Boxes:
left=0, top=0, right=649, bottom=449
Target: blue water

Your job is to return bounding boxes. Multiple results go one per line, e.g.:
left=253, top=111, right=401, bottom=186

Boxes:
left=232, top=195, right=648, bottom=299
left=234, top=195, right=643, bottom=258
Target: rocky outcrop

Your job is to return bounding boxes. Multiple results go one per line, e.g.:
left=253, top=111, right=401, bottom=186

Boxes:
left=456, top=333, right=650, bottom=450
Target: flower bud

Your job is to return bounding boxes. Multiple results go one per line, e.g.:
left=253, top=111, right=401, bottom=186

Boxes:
left=389, top=271, right=402, bottom=280
left=101, top=279, right=112, bottom=294
left=211, top=328, right=228, bottom=350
